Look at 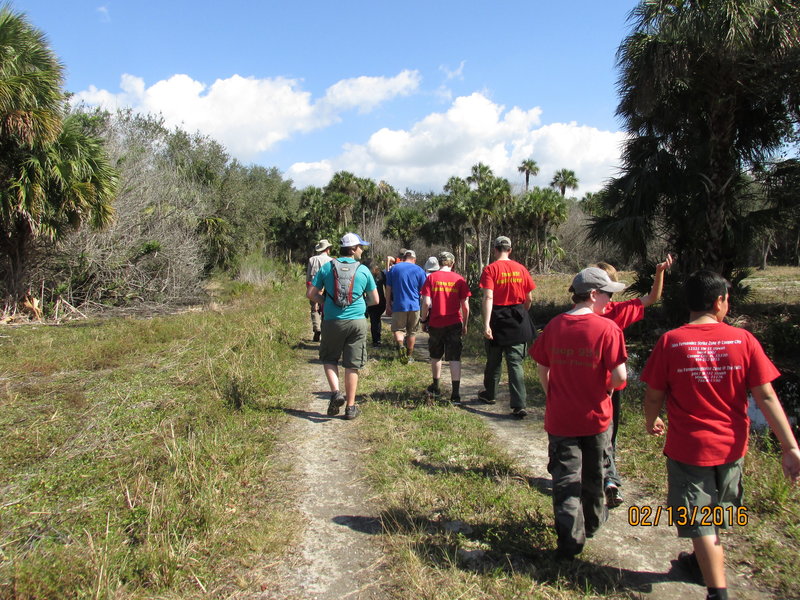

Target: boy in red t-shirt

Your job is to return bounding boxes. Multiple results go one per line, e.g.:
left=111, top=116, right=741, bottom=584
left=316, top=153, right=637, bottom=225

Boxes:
left=596, top=254, right=673, bottom=507
left=641, top=270, right=800, bottom=600
left=420, top=251, right=471, bottom=403
left=530, top=267, right=628, bottom=560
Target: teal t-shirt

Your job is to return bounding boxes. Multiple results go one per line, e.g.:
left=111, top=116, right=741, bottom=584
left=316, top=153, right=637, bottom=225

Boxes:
left=312, top=257, right=376, bottom=320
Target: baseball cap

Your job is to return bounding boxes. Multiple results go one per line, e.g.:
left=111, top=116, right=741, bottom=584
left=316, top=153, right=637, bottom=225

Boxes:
left=494, top=235, right=512, bottom=248
left=404, top=249, right=416, bottom=259
left=423, top=256, right=440, bottom=272
left=438, top=251, right=455, bottom=264
left=314, top=239, right=332, bottom=252
left=340, top=232, right=370, bottom=247
left=570, top=267, right=627, bottom=294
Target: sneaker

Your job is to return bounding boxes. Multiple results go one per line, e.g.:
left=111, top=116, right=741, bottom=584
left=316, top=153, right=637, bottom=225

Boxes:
left=425, top=384, right=441, bottom=398
left=397, top=346, right=408, bottom=364
left=344, top=404, right=360, bottom=420
left=605, top=483, right=624, bottom=508
left=511, top=407, right=527, bottom=419
left=476, top=390, right=496, bottom=405
left=677, top=551, right=705, bottom=585
left=450, top=394, right=461, bottom=405
left=327, top=391, right=345, bottom=416
left=313, top=331, right=321, bottom=342
left=406, top=355, right=415, bottom=364
left=372, top=340, right=382, bottom=348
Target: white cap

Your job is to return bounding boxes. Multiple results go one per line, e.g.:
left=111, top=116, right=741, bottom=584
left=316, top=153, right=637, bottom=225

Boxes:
left=340, top=232, right=370, bottom=247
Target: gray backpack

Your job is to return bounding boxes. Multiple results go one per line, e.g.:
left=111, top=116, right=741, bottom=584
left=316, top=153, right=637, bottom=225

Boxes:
left=326, top=259, right=364, bottom=307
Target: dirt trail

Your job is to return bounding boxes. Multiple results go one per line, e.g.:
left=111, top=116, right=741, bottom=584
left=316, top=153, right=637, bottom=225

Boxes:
left=255, top=348, right=390, bottom=600
left=452, top=350, right=774, bottom=599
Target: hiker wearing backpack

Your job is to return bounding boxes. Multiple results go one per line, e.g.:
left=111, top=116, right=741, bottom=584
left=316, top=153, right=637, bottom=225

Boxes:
left=307, top=233, right=379, bottom=420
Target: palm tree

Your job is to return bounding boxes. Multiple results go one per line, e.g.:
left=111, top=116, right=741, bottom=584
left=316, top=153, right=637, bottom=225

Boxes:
left=0, top=8, right=64, bottom=150
left=591, top=0, right=800, bottom=278
left=0, top=9, right=117, bottom=299
left=550, top=169, right=579, bottom=197
left=517, top=159, right=539, bottom=192
left=324, top=171, right=359, bottom=229
left=1, top=114, right=117, bottom=298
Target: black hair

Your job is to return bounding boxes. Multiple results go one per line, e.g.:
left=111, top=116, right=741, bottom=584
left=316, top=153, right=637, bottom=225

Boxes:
left=685, top=270, right=730, bottom=312
left=340, top=246, right=358, bottom=256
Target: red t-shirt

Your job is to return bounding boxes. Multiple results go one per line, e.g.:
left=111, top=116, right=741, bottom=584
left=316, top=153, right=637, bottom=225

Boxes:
left=640, top=322, right=780, bottom=466
left=530, top=312, right=627, bottom=437
left=479, top=259, right=535, bottom=306
left=602, top=298, right=644, bottom=330
left=420, top=270, right=471, bottom=328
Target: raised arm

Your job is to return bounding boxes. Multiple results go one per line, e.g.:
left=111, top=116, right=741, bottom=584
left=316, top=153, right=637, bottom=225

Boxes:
left=640, top=254, right=673, bottom=308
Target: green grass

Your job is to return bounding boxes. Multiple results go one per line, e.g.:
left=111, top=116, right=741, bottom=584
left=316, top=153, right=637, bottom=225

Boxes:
left=0, top=281, right=307, bottom=598
left=354, top=345, right=637, bottom=599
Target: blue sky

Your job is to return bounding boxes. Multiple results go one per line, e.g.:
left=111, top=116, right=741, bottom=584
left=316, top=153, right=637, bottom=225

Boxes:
left=15, top=1, right=638, bottom=196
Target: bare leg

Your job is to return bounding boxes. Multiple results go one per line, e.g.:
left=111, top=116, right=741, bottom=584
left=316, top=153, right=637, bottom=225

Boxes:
left=431, top=358, right=442, bottom=379
left=393, top=331, right=405, bottom=347
left=406, top=335, right=416, bottom=354
left=323, top=363, right=339, bottom=393
left=450, top=360, right=461, bottom=383
left=344, top=368, right=359, bottom=406
left=692, top=535, right=726, bottom=588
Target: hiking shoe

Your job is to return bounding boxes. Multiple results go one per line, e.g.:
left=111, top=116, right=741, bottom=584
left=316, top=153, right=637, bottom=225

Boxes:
left=677, top=551, right=705, bottom=585
left=450, top=394, right=461, bottom=405
left=327, top=391, right=345, bottom=416
left=344, top=404, right=360, bottom=420
left=425, top=384, right=441, bottom=398
left=406, top=355, right=415, bottom=364
left=605, top=483, right=624, bottom=508
left=397, top=346, right=408, bottom=364
left=372, top=340, right=382, bottom=348
left=511, top=407, right=527, bottom=419
left=476, top=390, right=496, bottom=404
left=313, top=331, right=321, bottom=342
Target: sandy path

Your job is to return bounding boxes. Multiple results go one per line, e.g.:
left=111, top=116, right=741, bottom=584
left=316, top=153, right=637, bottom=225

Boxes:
left=256, top=349, right=390, bottom=600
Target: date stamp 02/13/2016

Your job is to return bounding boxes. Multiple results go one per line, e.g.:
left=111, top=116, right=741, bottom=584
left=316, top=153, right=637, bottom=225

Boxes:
left=627, top=505, right=749, bottom=527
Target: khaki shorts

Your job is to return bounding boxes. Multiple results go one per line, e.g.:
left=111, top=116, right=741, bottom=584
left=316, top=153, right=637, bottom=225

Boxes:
left=391, top=310, right=420, bottom=335
left=667, top=457, right=744, bottom=538
left=319, top=319, right=368, bottom=369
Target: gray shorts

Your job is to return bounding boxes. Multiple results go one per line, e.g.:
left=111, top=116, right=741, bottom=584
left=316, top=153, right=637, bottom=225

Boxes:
left=667, top=457, right=744, bottom=538
left=319, top=319, right=368, bottom=369
left=391, top=310, right=420, bottom=335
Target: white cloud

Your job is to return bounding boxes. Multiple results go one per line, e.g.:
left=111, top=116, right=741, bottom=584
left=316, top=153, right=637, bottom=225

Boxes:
left=72, top=70, right=421, bottom=159
left=288, top=92, right=625, bottom=196
left=320, top=70, right=421, bottom=114
left=97, top=5, right=110, bottom=22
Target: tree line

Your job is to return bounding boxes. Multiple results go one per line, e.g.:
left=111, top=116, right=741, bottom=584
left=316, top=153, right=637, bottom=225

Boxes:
left=2, top=1, right=799, bottom=312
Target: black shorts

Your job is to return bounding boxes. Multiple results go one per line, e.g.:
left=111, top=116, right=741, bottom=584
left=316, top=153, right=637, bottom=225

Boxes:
left=428, top=323, right=463, bottom=361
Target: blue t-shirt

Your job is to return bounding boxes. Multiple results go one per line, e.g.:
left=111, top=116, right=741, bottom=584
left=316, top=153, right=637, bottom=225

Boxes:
left=386, top=261, right=426, bottom=312
left=312, top=257, right=376, bottom=320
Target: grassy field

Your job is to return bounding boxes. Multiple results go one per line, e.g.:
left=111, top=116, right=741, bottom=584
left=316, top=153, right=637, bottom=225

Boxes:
left=1, top=264, right=798, bottom=599
left=0, top=276, right=308, bottom=598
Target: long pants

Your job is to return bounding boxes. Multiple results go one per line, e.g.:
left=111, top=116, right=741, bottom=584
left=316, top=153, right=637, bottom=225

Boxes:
left=482, top=341, right=528, bottom=409
left=367, top=303, right=385, bottom=343
left=605, top=389, right=622, bottom=487
left=310, top=300, right=323, bottom=333
left=547, top=429, right=610, bottom=556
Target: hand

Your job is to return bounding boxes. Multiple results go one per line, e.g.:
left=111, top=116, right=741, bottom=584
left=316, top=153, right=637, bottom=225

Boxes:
left=385, top=307, right=393, bottom=317
left=462, top=324, right=468, bottom=336
left=656, top=253, right=674, bottom=273
left=647, top=417, right=665, bottom=436
left=783, top=448, right=800, bottom=484
left=484, top=326, right=493, bottom=340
